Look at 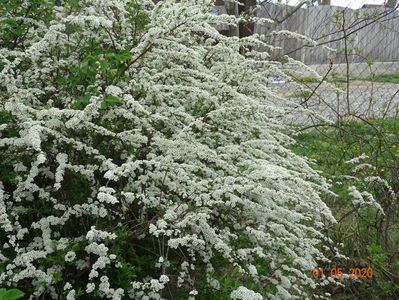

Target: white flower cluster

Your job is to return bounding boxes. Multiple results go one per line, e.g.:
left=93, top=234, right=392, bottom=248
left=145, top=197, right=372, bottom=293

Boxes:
left=231, top=286, right=263, bottom=300
left=267, top=30, right=318, bottom=46
left=348, top=186, right=384, bottom=213
left=344, top=153, right=393, bottom=215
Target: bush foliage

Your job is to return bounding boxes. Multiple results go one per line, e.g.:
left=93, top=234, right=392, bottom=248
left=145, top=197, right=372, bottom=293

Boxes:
left=0, top=0, right=336, bottom=299
left=292, top=119, right=399, bottom=298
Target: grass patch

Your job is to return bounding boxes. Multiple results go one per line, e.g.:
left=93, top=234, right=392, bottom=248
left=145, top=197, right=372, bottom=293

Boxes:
left=361, top=72, right=399, bottom=84
left=289, top=118, right=399, bottom=298
left=291, top=118, right=399, bottom=179
left=294, top=76, right=320, bottom=84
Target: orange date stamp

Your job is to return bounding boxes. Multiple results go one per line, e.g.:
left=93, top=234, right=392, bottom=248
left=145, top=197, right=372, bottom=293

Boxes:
left=312, top=267, right=374, bottom=280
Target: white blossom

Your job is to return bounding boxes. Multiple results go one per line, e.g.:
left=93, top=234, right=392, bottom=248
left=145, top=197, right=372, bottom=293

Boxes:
left=66, top=289, right=76, bottom=300
left=105, top=85, right=123, bottom=97
left=64, top=251, right=76, bottom=262
left=231, top=286, right=263, bottom=300
left=86, top=282, right=95, bottom=293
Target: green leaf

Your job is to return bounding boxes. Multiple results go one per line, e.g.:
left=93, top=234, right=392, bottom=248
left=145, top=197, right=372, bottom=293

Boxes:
left=115, top=50, right=132, bottom=62
left=71, top=95, right=91, bottom=110
left=366, top=59, right=374, bottom=66
left=52, top=272, right=63, bottom=283
left=70, top=0, right=80, bottom=9
left=101, top=95, right=121, bottom=109
left=0, top=111, right=12, bottom=124
left=0, top=288, right=25, bottom=300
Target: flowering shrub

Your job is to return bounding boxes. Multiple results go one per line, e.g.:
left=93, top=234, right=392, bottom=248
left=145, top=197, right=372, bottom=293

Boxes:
left=292, top=119, right=399, bottom=298
left=0, top=0, right=335, bottom=299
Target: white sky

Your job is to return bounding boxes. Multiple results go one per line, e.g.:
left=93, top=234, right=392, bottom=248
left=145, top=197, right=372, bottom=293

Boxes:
left=284, top=0, right=386, bottom=8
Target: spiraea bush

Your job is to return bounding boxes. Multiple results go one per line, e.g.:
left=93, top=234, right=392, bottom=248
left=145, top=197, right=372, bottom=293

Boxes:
left=0, top=0, right=336, bottom=299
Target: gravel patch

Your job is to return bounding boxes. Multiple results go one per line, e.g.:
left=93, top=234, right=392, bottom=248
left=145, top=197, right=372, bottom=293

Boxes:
left=272, top=80, right=399, bottom=125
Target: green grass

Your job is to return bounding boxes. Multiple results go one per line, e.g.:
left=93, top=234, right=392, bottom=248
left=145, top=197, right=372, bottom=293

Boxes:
left=294, top=75, right=349, bottom=86
left=298, top=72, right=399, bottom=85
left=290, top=118, right=399, bottom=217
left=295, top=76, right=320, bottom=84
left=291, top=118, right=399, bottom=178
left=361, top=72, right=399, bottom=84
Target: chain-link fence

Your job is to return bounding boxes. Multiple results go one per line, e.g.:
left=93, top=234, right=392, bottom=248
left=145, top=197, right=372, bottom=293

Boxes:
left=214, top=1, right=399, bottom=123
